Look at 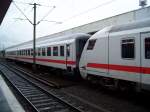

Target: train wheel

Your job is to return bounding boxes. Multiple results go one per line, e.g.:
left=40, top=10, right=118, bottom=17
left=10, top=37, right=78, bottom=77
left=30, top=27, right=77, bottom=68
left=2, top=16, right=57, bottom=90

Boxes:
left=117, top=80, right=135, bottom=92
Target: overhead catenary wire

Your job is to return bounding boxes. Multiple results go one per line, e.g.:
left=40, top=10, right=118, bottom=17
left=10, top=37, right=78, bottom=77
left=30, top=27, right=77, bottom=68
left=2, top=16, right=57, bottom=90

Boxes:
left=12, top=0, right=33, bottom=24
left=3, top=0, right=34, bottom=31
left=37, top=6, right=56, bottom=24
left=12, top=0, right=56, bottom=25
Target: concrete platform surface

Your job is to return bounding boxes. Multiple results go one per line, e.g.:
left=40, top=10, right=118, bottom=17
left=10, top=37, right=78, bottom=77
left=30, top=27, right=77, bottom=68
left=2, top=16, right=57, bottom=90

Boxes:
left=0, top=74, right=25, bottom=112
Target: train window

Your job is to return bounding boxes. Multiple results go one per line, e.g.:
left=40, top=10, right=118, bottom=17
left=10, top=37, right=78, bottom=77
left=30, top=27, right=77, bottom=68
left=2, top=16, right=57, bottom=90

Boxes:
left=145, top=38, right=150, bottom=59
left=60, top=46, right=64, bottom=56
left=87, top=39, right=96, bottom=50
left=53, top=46, right=58, bottom=56
left=38, top=48, right=41, bottom=56
left=66, top=44, right=70, bottom=57
left=121, top=39, right=135, bottom=59
left=28, top=49, right=30, bottom=56
left=31, top=49, right=33, bottom=56
left=42, top=48, right=46, bottom=56
left=47, top=47, right=51, bottom=56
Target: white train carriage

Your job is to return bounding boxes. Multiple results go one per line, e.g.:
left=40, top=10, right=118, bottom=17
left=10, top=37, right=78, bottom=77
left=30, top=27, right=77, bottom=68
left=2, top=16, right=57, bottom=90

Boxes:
left=6, top=33, right=90, bottom=74
left=79, top=19, right=150, bottom=91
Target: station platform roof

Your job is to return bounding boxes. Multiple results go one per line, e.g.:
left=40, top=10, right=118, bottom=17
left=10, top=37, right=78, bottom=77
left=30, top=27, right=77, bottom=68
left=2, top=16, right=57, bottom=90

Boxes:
left=0, top=0, right=12, bottom=25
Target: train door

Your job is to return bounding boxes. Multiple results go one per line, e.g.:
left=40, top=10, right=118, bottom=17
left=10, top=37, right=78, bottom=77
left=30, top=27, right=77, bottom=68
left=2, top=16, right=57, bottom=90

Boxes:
left=141, top=32, right=150, bottom=87
left=66, top=44, right=71, bottom=71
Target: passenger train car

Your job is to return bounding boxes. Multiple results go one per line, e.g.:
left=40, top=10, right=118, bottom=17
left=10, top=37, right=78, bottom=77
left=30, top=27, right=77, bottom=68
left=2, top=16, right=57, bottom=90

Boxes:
left=5, top=19, right=150, bottom=91
left=79, top=19, right=150, bottom=91
left=5, top=33, right=90, bottom=75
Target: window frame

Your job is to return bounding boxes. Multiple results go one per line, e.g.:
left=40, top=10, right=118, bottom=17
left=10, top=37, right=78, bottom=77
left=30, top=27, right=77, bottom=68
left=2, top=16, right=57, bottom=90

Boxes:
left=42, top=47, right=46, bottom=56
left=145, top=37, right=150, bottom=59
left=38, top=48, right=41, bottom=56
left=47, top=47, right=51, bottom=56
left=87, top=39, right=97, bottom=50
left=53, top=46, right=58, bottom=56
left=31, top=49, right=33, bottom=56
left=28, top=49, right=30, bottom=56
left=121, top=38, right=135, bottom=60
left=60, top=46, right=64, bottom=56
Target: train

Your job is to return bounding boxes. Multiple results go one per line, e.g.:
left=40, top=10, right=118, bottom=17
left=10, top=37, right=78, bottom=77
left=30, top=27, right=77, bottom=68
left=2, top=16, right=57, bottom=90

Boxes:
left=5, top=19, right=150, bottom=91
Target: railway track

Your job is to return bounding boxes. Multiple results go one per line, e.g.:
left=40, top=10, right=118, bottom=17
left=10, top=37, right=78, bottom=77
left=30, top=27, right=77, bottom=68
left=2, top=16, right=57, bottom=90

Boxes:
left=0, top=62, right=106, bottom=112
left=13, top=64, right=61, bottom=88
left=5, top=61, right=77, bottom=89
left=0, top=64, right=86, bottom=112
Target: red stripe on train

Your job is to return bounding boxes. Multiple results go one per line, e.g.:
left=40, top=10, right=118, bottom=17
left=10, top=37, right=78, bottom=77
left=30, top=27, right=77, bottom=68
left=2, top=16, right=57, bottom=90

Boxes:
left=16, top=57, right=76, bottom=65
left=87, top=63, right=150, bottom=74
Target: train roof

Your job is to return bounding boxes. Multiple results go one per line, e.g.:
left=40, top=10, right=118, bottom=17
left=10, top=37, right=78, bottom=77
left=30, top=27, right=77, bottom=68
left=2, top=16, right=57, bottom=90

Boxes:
left=110, top=18, right=150, bottom=33
left=6, top=33, right=90, bottom=51
left=90, top=18, right=150, bottom=39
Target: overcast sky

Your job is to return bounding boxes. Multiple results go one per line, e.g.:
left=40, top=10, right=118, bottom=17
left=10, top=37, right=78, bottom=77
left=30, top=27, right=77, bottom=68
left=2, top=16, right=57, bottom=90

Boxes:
left=0, top=0, right=150, bottom=49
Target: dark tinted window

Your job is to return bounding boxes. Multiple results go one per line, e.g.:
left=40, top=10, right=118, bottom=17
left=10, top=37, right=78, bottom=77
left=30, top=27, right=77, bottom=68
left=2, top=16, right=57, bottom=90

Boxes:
left=121, top=39, right=135, bottom=59
left=42, top=48, right=46, bottom=56
left=145, top=38, right=150, bottom=59
left=38, top=48, right=41, bottom=56
left=28, top=50, right=30, bottom=56
left=47, top=47, right=51, bottom=56
left=87, top=39, right=96, bottom=50
left=53, top=46, right=58, bottom=56
left=31, top=49, right=33, bottom=56
left=60, top=46, right=64, bottom=56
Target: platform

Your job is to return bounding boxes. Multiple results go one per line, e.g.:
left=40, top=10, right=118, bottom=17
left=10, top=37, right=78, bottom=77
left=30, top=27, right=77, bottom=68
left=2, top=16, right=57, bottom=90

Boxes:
left=0, top=73, right=25, bottom=112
